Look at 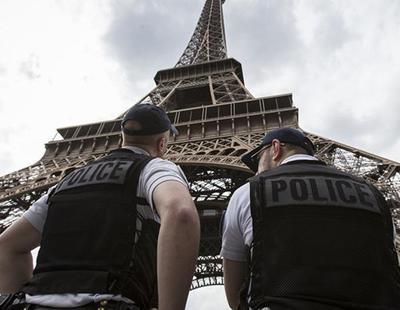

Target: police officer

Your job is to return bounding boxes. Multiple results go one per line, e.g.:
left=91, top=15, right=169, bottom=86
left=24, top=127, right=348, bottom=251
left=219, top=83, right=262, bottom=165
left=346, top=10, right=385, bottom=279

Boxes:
left=221, top=127, right=400, bottom=310
left=0, top=104, right=200, bottom=310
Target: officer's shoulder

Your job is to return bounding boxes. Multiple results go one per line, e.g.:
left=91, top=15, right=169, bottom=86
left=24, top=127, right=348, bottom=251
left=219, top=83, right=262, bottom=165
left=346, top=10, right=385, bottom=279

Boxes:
left=144, top=157, right=179, bottom=170
left=227, top=183, right=250, bottom=211
left=319, top=163, right=383, bottom=196
left=148, top=157, right=176, bottom=164
left=232, top=183, right=250, bottom=197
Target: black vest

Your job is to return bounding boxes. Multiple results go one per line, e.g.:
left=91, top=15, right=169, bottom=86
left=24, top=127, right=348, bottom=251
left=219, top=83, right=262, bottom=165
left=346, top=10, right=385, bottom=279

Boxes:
left=245, top=160, right=400, bottom=310
left=23, top=149, right=160, bottom=309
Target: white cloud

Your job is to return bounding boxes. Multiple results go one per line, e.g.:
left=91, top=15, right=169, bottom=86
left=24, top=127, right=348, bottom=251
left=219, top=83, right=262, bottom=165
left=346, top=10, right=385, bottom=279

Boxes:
left=222, top=0, right=400, bottom=161
left=292, top=0, right=400, bottom=160
left=0, top=0, right=133, bottom=175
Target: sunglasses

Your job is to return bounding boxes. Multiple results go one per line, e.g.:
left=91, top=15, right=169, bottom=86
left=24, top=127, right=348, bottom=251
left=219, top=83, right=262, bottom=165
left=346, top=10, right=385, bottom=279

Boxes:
left=243, top=142, right=286, bottom=173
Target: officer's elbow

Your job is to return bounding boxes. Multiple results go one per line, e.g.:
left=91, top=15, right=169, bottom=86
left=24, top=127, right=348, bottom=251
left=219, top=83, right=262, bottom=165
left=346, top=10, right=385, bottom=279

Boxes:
left=159, top=201, right=200, bottom=248
left=0, top=233, right=11, bottom=256
left=225, top=285, right=241, bottom=309
left=160, top=197, right=198, bottom=234
left=167, top=202, right=199, bottom=228
left=228, top=300, right=238, bottom=310
left=0, top=234, right=14, bottom=268
left=0, top=243, right=6, bottom=265
left=157, top=188, right=199, bottom=228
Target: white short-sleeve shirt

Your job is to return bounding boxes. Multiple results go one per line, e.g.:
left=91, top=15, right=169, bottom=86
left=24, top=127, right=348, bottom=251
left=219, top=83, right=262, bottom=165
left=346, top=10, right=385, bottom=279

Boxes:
left=220, top=154, right=318, bottom=262
left=23, top=146, right=188, bottom=307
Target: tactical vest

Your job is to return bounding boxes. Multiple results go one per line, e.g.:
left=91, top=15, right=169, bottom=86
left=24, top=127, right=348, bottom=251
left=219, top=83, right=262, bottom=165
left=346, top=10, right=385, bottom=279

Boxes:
left=245, top=160, right=400, bottom=310
left=23, top=149, right=160, bottom=309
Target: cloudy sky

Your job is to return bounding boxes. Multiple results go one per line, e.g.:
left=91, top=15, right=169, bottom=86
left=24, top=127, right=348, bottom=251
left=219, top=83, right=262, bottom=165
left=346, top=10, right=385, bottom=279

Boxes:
left=1, top=0, right=399, bottom=308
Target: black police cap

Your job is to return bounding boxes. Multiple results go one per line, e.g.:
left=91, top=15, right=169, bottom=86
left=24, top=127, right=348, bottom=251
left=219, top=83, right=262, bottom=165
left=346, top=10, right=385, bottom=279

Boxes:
left=241, top=127, right=315, bottom=172
left=121, top=104, right=178, bottom=136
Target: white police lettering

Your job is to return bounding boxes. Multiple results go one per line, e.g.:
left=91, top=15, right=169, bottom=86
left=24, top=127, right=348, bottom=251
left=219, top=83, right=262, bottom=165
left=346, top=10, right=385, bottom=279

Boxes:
left=54, top=160, right=133, bottom=194
left=263, top=176, right=380, bottom=213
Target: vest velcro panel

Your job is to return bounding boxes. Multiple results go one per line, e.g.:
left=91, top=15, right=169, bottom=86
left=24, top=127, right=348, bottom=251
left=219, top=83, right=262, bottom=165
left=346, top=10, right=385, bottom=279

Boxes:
left=24, top=150, right=159, bottom=309
left=248, top=161, right=400, bottom=309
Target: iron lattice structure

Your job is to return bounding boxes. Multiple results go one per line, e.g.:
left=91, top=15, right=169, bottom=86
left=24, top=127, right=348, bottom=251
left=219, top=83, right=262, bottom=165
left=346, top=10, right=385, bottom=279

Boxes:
left=1, top=0, right=399, bottom=290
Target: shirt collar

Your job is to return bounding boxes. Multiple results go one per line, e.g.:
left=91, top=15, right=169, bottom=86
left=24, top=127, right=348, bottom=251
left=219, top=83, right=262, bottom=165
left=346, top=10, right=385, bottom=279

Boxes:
left=280, top=154, right=318, bottom=165
left=122, top=145, right=151, bottom=156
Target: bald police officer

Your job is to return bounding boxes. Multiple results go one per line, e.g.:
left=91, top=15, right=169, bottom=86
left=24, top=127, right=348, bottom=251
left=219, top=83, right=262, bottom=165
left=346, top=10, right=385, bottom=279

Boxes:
left=0, top=104, right=200, bottom=310
left=221, top=127, right=400, bottom=310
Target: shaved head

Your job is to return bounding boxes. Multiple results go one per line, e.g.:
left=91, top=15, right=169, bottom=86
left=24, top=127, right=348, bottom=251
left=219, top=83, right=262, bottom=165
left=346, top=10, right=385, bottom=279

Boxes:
left=122, top=120, right=170, bottom=157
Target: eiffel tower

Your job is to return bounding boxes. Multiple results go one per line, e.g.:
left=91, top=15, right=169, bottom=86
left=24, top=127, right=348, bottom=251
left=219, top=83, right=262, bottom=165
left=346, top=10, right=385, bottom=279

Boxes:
left=1, top=0, right=399, bottom=290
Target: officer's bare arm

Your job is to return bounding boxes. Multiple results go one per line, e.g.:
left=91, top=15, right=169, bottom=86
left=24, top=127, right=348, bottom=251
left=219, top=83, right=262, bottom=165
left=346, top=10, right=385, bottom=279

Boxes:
left=0, top=217, right=41, bottom=293
left=223, top=258, right=246, bottom=309
left=153, top=181, right=200, bottom=310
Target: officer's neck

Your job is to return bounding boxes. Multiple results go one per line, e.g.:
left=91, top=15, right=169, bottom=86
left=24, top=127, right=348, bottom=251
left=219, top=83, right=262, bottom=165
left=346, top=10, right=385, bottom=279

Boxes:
left=123, top=143, right=161, bottom=157
left=274, top=151, right=298, bottom=167
left=258, top=151, right=304, bottom=174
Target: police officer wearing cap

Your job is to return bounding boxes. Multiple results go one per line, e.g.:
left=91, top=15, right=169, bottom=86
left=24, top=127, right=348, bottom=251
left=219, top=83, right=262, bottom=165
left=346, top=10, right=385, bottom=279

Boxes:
left=0, top=104, right=200, bottom=310
left=221, top=127, right=400, bottom=310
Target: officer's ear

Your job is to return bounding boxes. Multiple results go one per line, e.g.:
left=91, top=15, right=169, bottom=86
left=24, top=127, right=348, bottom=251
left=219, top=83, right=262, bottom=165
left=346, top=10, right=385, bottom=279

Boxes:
left=157, top=136, right=166, bottom=153
left=271, top=139, right=283, bottom=161
left=156, top=131, right=169, bottom=155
